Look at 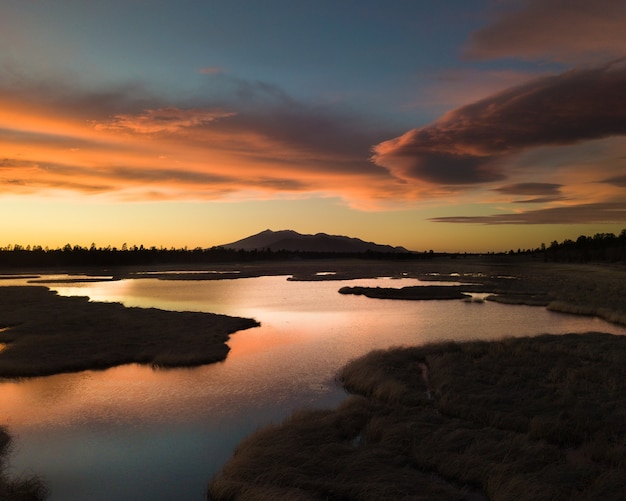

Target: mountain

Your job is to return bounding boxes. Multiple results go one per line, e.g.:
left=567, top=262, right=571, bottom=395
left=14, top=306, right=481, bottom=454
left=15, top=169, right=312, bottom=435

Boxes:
left=220, top=229, right=409, bottom=253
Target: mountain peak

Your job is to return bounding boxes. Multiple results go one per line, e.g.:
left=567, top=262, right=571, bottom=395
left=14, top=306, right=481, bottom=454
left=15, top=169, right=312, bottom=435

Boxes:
left=221, top=229, right=409, bottom=253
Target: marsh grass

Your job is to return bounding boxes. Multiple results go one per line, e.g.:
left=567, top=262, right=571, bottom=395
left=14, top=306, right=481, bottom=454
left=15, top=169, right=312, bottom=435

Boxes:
left=327, top=259, right=626, bottom=327
left=0, top=427, right=48, bottom=500
left=338, top=285, right=472, bottom=300
left=0, top=286, right=259, bottom=378
left=208, top=333, right=626, bottom=500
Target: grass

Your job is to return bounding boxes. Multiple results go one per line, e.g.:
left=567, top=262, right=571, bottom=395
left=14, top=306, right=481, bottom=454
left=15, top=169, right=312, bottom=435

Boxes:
left=207, top=333, right=626, bottom=500
left=0, top=427, right=48, bottom=501
left=338, top=285, right=473, bottom=300
left=0, top=286, right=259, bottom=378
left=326, top=258, right=626, bottom=326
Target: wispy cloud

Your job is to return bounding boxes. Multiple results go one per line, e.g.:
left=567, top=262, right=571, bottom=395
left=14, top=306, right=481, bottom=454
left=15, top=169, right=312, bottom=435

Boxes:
left=492, top=182, right=566, bottom=204
left=96, top=107, right=236, bottom=133
left=493, top=183, right=563, bottom=196
left=0, top=74, right=402, bottom=205
left=430, top=202, right=626, bottom=225
left=372, top=60, right=626, bottom=186
left=198, top=66, right=225, bottom=75
left=602, top=174, right=626, bottom=187
left=465, top=0, right=626, bottom=63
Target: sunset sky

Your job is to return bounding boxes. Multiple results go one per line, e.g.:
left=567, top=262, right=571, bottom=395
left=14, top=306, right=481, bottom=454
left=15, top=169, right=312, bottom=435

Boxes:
left=1, top=0, right=625, bottom=252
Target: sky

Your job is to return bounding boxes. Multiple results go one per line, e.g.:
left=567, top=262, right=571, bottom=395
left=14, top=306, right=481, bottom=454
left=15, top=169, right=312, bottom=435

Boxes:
left=1, top=0, right=625, bottom=252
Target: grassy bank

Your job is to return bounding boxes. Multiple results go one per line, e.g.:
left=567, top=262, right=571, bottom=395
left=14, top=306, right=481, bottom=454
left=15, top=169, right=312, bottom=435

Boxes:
left=207, top=333, right=626, bottom=500
left=0, top=286, right=259, bottom=378
left=0, top=427, right=48, bottom=501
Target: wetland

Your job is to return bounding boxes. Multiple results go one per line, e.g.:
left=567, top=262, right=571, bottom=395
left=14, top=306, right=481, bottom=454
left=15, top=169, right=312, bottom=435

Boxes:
left=1, top=257, right=626, bottom=499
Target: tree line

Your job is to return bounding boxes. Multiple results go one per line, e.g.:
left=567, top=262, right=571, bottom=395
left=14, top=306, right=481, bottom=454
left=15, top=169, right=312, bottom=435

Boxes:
left=0, top=244, right=436, bottom=268
left=540, top=230, right=626, bottom=263
left=1, top=230, right=624, bottom=268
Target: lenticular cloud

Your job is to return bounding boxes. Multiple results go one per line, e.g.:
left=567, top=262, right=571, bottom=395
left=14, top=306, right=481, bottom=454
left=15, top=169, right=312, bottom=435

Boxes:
left=372, top=59, right=626, bottom=185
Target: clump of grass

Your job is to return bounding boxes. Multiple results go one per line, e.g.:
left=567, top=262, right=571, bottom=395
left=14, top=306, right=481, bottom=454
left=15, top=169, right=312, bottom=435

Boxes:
left=208, top=333, right=626, bottom=500
left=0, top=286, right=259, bottom=378
left=0, top=427, right=48, bottom=500
left=339, top=285, right=472, bottom=300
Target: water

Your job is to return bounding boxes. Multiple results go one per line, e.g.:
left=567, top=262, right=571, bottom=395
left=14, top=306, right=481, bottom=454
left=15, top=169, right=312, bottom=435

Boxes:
left=2, top=275, right=626, bottom=500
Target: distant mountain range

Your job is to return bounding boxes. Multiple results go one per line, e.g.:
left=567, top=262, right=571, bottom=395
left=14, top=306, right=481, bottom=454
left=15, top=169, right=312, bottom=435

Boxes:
left=221, top=229, right=409, bottom=253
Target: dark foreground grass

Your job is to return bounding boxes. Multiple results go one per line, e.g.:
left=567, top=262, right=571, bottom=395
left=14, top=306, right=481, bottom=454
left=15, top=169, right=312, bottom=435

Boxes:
left=207, top=333, right=626, bottom=500
left=0, top=427, right=48, bottom=501
left=0, top=286, right=259, bottom=378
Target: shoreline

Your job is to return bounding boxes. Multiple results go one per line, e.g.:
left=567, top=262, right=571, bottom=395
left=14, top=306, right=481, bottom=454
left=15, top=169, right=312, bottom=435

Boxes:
left=0, top=286, right=259, bottom=379
left=208, top=332, right=626, bottom=500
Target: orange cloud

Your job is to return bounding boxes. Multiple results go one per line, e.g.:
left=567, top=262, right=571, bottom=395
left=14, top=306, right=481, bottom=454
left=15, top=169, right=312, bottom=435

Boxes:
left=96, top=107, right=236, bottom=133
left=0, top=79, right=406, bottom=206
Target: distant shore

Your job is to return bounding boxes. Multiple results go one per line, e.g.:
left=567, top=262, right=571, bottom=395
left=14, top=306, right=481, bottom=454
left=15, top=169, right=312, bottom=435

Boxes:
left=6, top=255, right=625, bottom=323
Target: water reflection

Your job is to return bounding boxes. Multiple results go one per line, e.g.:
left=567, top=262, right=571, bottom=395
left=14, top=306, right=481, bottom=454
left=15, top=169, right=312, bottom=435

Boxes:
left=2, top=275, right=626, bottom=500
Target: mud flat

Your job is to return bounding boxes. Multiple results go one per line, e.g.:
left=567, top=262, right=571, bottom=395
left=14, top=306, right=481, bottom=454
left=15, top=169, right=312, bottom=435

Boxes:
left=0, top=286, right=259, bottom=378
left=208, top=333, right=626, bottom=500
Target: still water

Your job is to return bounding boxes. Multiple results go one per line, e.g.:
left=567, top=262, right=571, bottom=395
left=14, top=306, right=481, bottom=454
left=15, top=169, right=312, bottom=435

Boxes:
left=2, top=275, right=626, bottom=500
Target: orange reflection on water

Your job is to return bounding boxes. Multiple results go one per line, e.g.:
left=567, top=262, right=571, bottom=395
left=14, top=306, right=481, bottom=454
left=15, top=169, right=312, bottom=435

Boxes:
left=0, top=364, right=206, bottom=430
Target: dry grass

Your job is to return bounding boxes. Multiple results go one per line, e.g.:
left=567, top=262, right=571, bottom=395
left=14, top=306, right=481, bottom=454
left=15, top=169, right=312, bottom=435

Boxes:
left=208, top=333, right=626, bottom=500
left=0, top=427, right=48, bottom=501
left=0, top=286, right=259, bottom=378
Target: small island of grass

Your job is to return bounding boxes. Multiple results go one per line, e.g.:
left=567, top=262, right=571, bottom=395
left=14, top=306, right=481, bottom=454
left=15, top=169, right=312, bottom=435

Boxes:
left=208, top=333, right=626, bottom=500
left=339, top=284, right=473, bottom=300
left=0, top=286, right=259, bottom=378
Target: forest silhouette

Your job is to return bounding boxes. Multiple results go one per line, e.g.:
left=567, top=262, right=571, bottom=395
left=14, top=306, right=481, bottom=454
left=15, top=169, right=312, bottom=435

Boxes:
left=0, top=230, right=624, bottom=268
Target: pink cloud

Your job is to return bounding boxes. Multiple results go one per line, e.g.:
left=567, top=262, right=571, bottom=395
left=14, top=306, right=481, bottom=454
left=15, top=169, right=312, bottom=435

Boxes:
left=372, top=60, right=626, bottom=185
left=465, top=0, right=626, bottom=63
left=199, top=66, right=225, bottom=75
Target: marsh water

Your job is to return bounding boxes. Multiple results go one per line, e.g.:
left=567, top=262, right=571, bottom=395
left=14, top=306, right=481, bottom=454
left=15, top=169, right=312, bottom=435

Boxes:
left=2, top=274, right=626, bottom=500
